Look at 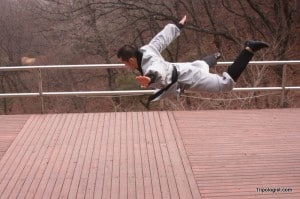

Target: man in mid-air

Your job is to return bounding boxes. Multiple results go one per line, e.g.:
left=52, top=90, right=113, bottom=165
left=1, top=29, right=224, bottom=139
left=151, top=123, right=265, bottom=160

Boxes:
left=117, top=15, right=269, bottom=107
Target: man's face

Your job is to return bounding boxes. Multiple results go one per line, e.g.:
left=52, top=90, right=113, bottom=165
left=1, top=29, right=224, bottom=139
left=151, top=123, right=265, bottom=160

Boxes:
left=120, top=57, right=138, bottom=70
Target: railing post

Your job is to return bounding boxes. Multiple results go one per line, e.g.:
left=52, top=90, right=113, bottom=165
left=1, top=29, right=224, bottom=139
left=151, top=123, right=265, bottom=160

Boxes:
left=280, top=64, right=287, bottom=107
left=38, top=68, right=45, bottom=114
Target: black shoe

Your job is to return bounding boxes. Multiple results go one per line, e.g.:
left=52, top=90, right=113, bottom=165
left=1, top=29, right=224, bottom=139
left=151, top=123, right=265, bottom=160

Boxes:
left=203, top=52, right=222, bottom=67
left=244, top=40, right=269, bottom=52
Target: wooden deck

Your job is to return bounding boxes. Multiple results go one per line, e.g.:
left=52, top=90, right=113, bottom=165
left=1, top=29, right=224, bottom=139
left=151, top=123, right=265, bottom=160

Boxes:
left=174, top=109, right=300, bottom=199
left=0, top=115, right=30, bottom=160
left=0, top=109, right=299, bottom=198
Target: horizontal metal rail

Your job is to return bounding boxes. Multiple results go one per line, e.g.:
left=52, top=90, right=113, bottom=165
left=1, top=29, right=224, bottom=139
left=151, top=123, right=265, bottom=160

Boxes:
left=0, top=60, right=299, bottom=113
left=0, top=60, right=300, bottom=71
left=232, top=86, right=300, bottom=91
left=0, top=93, right=40, bottom=98
left=0, top=86, right=300, bottom=98
left=216, top=60, right=300, bottom=66
left=0, top=64, right=124, bottom=71
left=41, top=90, right=155, bottom=96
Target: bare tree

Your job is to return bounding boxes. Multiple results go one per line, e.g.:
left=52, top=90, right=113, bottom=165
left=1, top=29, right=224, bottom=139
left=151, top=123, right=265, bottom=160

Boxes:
left=1, top=0, right=299, bottom=113
left=0, top=0, right=40, bottom=113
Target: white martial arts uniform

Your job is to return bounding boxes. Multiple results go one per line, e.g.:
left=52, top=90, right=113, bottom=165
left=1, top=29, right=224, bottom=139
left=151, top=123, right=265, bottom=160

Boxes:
left=139, top=23, right=235, bottom=101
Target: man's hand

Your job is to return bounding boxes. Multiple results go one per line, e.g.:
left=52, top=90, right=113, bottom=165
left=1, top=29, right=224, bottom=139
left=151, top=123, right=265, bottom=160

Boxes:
left=136, top=76, right=151, bottom=88
left=179, top=15, right=187, bottom=25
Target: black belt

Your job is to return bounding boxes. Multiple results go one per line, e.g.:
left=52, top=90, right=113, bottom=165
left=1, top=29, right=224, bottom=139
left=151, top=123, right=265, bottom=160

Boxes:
left=141, top=65, right=178, bottom=109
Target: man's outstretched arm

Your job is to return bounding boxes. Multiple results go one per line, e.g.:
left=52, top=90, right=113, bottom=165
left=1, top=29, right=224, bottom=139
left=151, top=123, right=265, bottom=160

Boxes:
left=147, top=15, right=187, bottom=54
left=136, top=15, right=187, bottom=88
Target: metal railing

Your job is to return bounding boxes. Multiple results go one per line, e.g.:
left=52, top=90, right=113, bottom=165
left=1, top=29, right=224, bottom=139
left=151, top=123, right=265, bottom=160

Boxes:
left=0, top=60, right=299, bottom=113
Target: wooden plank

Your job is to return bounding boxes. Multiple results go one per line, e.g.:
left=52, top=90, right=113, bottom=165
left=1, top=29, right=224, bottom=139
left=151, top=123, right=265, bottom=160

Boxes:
left=6, top=109, right=297, bottom=198
left=0, top=115, right=29, bottom=160
left=174, top=108, right=300, bottom=199
left=167, top=111, right=201, bottom=199
left=84, top=113, right=104, bottom=199
left=148, top=112, right=170, bottom=199
left=138, top=112, right=153, bottom=199
left=119, top=112, right=128, bottom=199
left=159, top=112, right=193, bottom=199
left=30, top=113, right=78, bottom=198
left=154, top=112, right=179, bottom=199
left=76, top=114, right=99, bottom=198
left=0, top=115, right=47, bottom=198
left=0, top=115, right=34, bottom=173
left=68, top=113, right=95, bottom=199
left=132, top=112, right=145, bottom=199
left=32, top=114, right=73, bottom=198
left=57, top=113, right=88, bottom=198
left=94, top=113, right=110, bottom=198
left=14, top=114, right=65, bottom=198
left=54, top=113, right=91, bottom=199
left=101, top=112, right=116, bottom=199
left=126, top=112, right=136, bottom=199
left=111, top=112, right=121, bottom=199
left=142, top=112, right=162, bottom=199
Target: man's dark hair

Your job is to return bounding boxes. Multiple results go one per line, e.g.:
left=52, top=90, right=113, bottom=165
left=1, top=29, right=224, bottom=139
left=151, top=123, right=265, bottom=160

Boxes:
left=117, top=45, right=137, bottom=61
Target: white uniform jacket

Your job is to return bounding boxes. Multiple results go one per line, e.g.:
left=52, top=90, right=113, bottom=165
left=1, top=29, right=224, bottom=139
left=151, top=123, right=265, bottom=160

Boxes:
left=139, top=24, right=235, bottom=101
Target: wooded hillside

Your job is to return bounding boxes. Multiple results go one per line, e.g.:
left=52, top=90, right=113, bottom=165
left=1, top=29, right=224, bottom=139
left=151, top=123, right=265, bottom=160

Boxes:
left=0, top=0, right=299, bottom=114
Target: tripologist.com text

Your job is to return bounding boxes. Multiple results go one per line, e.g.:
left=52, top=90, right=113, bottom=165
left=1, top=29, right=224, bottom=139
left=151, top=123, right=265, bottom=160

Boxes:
left=256, top=187, right=293, bottom=193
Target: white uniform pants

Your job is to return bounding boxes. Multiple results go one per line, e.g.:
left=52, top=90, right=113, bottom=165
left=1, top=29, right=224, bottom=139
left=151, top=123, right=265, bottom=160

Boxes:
left=176, top=60, right=235, bottom=93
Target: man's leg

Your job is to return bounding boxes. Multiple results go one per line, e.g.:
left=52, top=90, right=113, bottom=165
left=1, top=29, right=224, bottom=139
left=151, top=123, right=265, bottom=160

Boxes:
left=227, top=40, right=269, bottom=82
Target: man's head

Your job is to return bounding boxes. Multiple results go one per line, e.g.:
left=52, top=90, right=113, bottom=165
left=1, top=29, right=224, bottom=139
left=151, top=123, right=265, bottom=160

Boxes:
left=117, top=45, right=138, bottom=69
